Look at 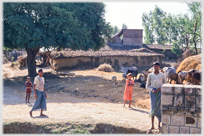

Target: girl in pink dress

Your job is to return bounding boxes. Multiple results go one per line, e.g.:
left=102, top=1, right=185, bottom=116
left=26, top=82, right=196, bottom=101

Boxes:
left=123, top=73, right=134, bottom=108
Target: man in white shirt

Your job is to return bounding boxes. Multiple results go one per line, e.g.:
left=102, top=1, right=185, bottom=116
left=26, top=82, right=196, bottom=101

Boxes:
left=146, top=62, right=166, bottom=131
left=29, top=69, right=47, bottom=117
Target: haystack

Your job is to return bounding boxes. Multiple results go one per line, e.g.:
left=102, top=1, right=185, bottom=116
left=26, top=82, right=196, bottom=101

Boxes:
left=176, top=54, right=201, bottom=73
left=18, top=54, right=27, bottom=67
left=96, top=63, right=114, bottom=72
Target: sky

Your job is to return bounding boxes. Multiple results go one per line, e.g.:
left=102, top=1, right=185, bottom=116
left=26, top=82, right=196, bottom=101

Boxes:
left=104, top=2, right=190, bottom=30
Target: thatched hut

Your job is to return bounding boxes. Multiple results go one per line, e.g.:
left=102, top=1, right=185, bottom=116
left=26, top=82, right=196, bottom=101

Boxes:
left=50, top=48, right=165, bottom=70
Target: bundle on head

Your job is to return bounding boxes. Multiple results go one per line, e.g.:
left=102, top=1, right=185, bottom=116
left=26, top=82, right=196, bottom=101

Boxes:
left=96, top=63, right=114, bottom=72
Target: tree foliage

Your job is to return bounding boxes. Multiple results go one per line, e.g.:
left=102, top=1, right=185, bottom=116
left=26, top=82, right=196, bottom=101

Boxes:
left=4, top=3, right=112, bottom=51
left=112, top=25, right=119, bottom=35
left=4, top=3, right=112, bottom=76
left=142, top=2, right=202, bottom=55
left=172, top=41, right=183, bottom=57
left=122, top=23, right=128, bottom=29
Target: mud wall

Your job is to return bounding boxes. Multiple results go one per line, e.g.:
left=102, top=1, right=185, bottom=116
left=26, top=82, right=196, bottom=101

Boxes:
left=161, top=84, right=201, bottom=134
left=123, top=29, right=143, bottom=46
left=53, top=56, right=164, bottom=70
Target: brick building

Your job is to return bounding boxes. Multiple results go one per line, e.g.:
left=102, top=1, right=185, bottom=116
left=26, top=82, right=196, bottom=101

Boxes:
left=122, top=29, right=143, bottom=46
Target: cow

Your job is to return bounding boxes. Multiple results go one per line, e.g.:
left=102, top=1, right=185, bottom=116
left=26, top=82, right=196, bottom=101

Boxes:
left=164, top=66, right=178, bottom=84
left=134, top=74, right=144, bottom=83
left=120, top=66, right=138, bottom=80
left=177, top=71, right=188, bottom=84
left=187, top=69, right=201, bottom=85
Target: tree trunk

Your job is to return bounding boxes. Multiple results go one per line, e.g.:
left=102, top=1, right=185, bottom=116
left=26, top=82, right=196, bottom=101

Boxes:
left=194, top=39, right=197, bottom=55
left=25, top=47, right=39, bottom=77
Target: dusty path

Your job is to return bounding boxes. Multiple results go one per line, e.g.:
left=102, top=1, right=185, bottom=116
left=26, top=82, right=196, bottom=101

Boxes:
left=3, top=64, right=159, bottom=133
left=3, top=86, right=157, bottom=132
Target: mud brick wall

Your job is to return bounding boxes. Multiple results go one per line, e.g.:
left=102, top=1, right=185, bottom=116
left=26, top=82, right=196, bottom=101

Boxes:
left=123, top=29, right=143, bottom=46
left=161, top=84, right=201, bottom=134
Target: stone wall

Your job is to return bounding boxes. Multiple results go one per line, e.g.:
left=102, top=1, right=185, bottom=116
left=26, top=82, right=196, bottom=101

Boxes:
left=161, top=84, right=201, bottom=134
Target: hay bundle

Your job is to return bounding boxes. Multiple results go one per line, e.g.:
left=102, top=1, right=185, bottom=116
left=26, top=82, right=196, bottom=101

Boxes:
left=18, top=54, right=27, bottom=67
left=176, top=54, right=201, bottom=73
left=96, top=63, right=114, bottom=72
left=196, top=64, right=201, bottom=70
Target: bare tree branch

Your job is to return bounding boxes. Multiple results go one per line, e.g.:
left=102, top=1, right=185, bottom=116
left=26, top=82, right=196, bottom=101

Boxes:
left=180, top=26, right=201, bottom=37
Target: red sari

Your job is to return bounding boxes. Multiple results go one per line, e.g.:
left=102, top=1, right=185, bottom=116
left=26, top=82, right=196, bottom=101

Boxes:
left=123, top=79, right=134, bottom=100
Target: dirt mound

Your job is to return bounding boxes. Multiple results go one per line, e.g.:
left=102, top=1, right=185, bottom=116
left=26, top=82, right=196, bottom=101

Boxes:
left=96, top=63, right=114, bottom=72
left=3, top=122, right=150, bottom=134
left=176, top=54, right=201, bottom=73
left=90, top=123, right=146, bottom=134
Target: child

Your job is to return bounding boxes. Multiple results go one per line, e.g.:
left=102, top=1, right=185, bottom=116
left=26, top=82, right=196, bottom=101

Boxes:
left=123, top=73, right=134, bottom=108
left=25, top=77, right=32, bottom=104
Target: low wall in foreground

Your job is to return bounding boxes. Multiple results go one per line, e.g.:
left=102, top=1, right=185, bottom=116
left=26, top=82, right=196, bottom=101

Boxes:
left=161, top=84, right=201, bottom=134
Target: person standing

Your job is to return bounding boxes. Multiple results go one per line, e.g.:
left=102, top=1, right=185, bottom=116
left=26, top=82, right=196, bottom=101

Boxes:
left=29, top=69, right=47, bottom=117
left=25, top=77, right=32, bottom=104
left=123, top=73, right=134, bottom=108
left=146, top=62, right=166, bottom=131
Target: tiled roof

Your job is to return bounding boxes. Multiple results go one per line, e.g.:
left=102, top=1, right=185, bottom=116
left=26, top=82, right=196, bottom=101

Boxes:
left=146, top=44, right=173, bottom=50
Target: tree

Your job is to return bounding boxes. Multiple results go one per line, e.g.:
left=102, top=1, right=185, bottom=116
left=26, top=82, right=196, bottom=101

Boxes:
left=171, top=41, right=182, bottom=57
left=142, top=6, right=167, bottom=44
left=122, top=23, right=128, bottom=29
left=181, top=2, right=202, bottom=54
left=4, top=3, right=112, bottom=76
left=142, top=12, right=154, bottom=44
left=112, top=25, right=119, bottom=35
left=142, top=3, right=201, bottom=55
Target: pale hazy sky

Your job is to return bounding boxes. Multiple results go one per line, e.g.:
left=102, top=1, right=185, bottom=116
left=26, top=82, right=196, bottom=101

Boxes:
left=104, top=2, right=190, bottom=29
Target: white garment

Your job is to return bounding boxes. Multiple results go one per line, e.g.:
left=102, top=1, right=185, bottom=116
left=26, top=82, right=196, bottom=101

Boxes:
left=34, top=76, right=45, bottom=91
left=146, top=72, right=166, bottom=92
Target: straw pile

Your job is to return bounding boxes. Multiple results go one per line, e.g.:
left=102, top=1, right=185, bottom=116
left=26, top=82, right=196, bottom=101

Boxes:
left=176, top=54, right=201, bottom=73
left=18, top=54, right=27, bottom=67
left=96, top=63, right=114, bottom=72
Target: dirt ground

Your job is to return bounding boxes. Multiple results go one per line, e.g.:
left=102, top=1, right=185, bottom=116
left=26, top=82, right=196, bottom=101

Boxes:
left=3, top=62, right=168, bottom=133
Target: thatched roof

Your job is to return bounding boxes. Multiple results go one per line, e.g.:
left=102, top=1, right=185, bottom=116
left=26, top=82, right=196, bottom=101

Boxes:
left=146, top=44, right=172, bottom=50
left=51, top=48, right=165, bottom=60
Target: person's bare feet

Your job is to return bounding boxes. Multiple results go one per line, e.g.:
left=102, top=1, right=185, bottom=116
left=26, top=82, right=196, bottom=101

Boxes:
left=148, top=126, right=155, bottom=131
left=129, top=106, right=132, bottom=108
left=29, top=111, right=33, bottom=118
left=40, top=113, right=47, bottom=116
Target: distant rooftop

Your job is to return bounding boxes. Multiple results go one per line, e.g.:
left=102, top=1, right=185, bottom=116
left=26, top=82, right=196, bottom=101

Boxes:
left=145, top=44, right=173, bottom=50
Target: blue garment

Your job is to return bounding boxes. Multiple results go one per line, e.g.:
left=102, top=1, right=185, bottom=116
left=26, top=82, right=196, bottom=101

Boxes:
left=150, top=88, right=161, bottom=122
left=31, top=89, right=47, bottom=111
